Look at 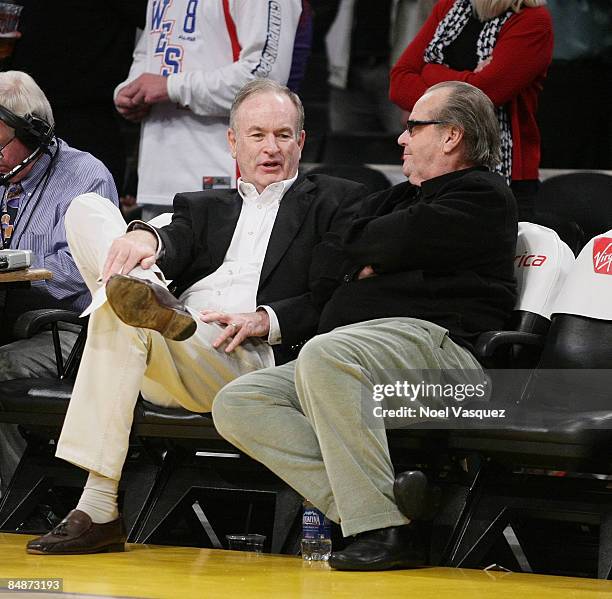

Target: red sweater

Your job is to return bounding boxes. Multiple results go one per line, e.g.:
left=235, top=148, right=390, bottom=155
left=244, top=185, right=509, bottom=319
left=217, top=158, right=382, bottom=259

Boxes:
left=389, top=0, right=553, bottom=181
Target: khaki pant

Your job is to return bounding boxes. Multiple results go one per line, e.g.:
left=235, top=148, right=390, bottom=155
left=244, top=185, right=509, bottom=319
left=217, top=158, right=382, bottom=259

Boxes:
left=213, top=317, right=483, bottom=537
left=56, top=194, right=273, bottom=480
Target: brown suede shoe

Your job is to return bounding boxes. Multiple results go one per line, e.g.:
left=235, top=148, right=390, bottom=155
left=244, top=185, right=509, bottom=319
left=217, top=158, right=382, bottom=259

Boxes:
left=26, top=510, right=126, bottom=555
left=106, top=274, right=196, bottom=341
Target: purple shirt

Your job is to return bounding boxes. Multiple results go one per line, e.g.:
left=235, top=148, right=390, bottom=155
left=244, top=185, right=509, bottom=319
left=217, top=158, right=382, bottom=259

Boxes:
left=10, top=138, right=118, bottom=313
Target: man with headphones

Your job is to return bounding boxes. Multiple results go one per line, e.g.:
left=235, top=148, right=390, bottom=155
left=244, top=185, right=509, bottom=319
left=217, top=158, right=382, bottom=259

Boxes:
left=0, top=71, right=118, bottom=493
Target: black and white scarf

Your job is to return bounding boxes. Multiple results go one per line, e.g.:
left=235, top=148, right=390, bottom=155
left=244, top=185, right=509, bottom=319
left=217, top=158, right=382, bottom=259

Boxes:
left=423, top=0, right=513, bottom=182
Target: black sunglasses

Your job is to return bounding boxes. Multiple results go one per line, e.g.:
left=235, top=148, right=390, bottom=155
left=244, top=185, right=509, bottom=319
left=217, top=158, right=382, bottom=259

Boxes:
left=405, top=119, right=449, bottom=135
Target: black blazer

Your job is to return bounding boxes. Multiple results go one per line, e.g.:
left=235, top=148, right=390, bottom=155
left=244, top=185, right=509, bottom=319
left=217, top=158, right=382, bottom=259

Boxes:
left=154, top=174, right=365, bottom=364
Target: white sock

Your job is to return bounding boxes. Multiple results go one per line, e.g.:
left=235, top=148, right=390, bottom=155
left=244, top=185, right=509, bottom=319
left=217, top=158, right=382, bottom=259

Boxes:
left=76, top=471, right=120, bottom=524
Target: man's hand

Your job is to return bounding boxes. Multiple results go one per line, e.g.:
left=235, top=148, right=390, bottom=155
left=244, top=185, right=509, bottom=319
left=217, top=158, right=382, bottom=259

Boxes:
left=102, top=229, right=158, bottom=282
left=115, top=97, right=151, bottom=122
left=119, top=73, right=170, bottom=105
left=115, top=73, right=169, bottom=121
left=115, top=82, right=151, bottom=123
left=357, top=265, right=377, bottom=280
left=199, top=309, right=271, bottom=353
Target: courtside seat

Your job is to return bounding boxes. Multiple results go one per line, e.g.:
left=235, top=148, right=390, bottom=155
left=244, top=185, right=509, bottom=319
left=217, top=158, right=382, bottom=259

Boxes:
left=386, top=223, right=576, bottom=568
left=512, top=222, right=575, bottom=328
left=0, top=372, right=162, bottom=539
left=320, top=131, right=402, bottom=165
left=0, top=379, right=72, bottom=426
left=441, top=230, right=612, bottom=578
left=446, top=404, right=612, bottom=469
left=0, top=370, right=301, bottom=552
left=536, top=172, right=612, bottom=248
left=0, top=380, right=219, bottom=441
left=0, top=259, right=301, bottom=553
left=0, top=383, right=301, bottom=552
left=474, top=222, right=574, bottom=368
left=305, top=164, right=392, bottom=195
left=134, top=401, right=217, bottom=437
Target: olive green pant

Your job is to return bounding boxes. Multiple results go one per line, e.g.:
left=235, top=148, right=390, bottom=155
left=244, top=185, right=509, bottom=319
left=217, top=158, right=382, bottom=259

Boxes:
left=213, top=317, right=482, bottom=537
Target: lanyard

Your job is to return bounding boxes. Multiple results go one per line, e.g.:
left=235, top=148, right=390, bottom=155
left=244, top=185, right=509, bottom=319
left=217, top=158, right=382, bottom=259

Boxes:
left=0, top=183, right=22, bottom=249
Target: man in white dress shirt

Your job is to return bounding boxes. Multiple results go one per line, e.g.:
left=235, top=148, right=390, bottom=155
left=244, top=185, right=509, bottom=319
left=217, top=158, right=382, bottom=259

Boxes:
left=26, top=79, right=365, bottom=555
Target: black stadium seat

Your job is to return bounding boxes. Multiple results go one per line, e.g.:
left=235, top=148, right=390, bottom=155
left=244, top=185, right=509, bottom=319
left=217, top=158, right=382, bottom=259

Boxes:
left=319, top=131, right=402, bottom=166
left=442, top=311, right=612, bottom=578
left=407, top=230, right=612, bottom=578
left=306, top=164, right=391, bottom=195
left=0, top=311, right=302, bottom=553
left=536, top=172, right=612, bottom=250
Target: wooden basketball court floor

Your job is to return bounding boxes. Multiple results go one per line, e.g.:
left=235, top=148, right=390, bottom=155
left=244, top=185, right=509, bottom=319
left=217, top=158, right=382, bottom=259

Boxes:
left=2, top=533, right=612, bottom=599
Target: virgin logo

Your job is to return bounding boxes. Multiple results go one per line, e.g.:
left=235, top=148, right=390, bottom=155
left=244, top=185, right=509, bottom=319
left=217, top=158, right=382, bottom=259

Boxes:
left=593, top=238, right=612, bottom=275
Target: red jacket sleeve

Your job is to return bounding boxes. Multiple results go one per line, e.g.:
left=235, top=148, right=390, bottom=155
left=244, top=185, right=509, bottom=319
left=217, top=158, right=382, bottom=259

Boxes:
left=389, top=0, right=455, bottom=111
left=389, top=4, right=553, bottom=110
left=420, top=7, right=553, bottom=106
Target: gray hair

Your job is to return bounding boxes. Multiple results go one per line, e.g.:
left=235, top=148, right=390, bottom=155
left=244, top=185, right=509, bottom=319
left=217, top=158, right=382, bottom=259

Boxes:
left=471, top=0, right=546, bottom=20
left=229, top=79, right=304, bottom=138
left=428, top=81, right=501, bottom=170
left=0, top=71, right=54, bottom=125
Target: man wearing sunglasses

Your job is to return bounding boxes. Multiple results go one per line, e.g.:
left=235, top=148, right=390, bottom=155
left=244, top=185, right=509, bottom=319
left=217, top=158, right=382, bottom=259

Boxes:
left=213, top=81, right=518, bottom=571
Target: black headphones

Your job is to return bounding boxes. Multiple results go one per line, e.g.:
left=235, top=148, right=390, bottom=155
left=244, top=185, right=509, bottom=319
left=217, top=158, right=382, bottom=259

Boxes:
left=0, top=104, right=56, bottom=186
left=0, top=104, right=54, bottom=151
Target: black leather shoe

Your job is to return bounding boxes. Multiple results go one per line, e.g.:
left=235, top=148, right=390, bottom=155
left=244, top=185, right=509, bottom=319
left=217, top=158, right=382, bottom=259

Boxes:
left=106, top=274, right=196, bottom=341
left=328, top=525, right=426, bottom=571
left=394, top=470, right=441, bottom=520
left=26, top=510, right=126, bottom=555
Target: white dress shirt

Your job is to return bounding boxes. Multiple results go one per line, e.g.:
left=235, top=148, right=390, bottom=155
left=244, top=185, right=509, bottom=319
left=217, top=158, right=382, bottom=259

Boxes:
left=179, top=174, right=298, bottom=345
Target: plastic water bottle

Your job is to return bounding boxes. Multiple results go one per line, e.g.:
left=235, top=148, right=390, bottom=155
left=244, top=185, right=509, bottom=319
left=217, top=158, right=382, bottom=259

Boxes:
left=301, top=501, right=332, bottom=561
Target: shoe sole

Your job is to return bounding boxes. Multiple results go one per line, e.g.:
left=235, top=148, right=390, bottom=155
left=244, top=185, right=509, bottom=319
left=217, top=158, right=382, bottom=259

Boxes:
left=26, top=542, right=125, bottom=555
left=106, top=277, right=196, bottom=341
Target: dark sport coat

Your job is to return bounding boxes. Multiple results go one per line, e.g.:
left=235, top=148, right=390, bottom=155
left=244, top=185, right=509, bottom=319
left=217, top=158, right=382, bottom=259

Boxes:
left=154, top=173, right=365, bottom=364
left=317, top=167, right=518, bottom=348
